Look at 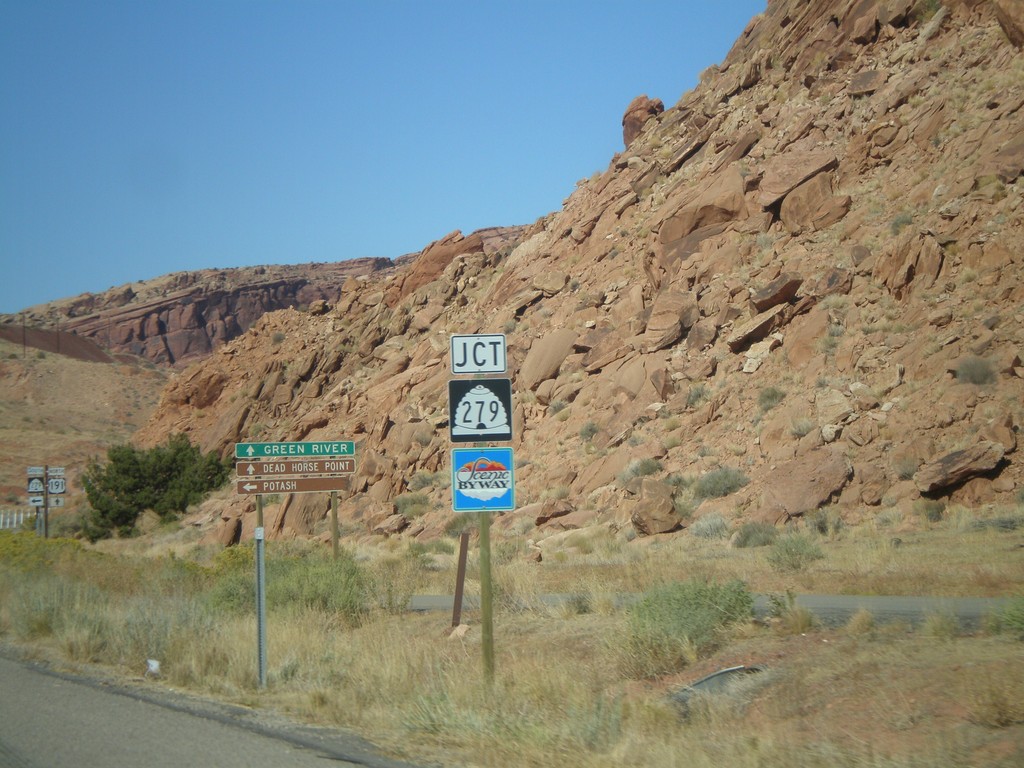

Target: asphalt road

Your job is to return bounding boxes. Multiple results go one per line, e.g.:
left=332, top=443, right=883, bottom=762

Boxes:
left=0, top=654, right=421, bottom=768
left=411, top=593, right=1011, bottom=629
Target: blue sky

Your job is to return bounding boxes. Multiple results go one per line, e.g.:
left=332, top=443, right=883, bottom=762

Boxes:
left=0, top=1, right=765, bottom=315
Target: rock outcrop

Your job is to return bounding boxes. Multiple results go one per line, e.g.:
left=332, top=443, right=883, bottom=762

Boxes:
left=124, top=0, right=1022, bottom=547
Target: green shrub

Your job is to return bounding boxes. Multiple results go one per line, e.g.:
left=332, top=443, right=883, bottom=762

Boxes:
left=996, top=595, right=1024, bottom=639
left=82, top=434, right=229, bottom=540
left=758, top=387, right=786, bottom=412
left=894, top=456, right=920, bottom=481
left=890, top=211, right=914, bottom=235
left=394, top=492, right=431, bottom=518
left=733, top=521, right=778, bottom=548
left=579, top=421, right=599, bottom=441
left=686, top=385, right=709, bottom=408
left=955, top=356, right=996, bottom=385
left=618, top=458, right=663, bottom=485
left=690, top=513, right=729, bottom=539
left=915, top=498, right=946, bottom=523
left=622, top=580, right=753, bottom=678
left=693, top=467, right=749, bottom=500
left=767, top=533, right=825, bottom=572
left=790, top=417, right=815, bottom=437
left=206, top=551, right=368, bottom=626
left=408, top=471, right=438, bottom=491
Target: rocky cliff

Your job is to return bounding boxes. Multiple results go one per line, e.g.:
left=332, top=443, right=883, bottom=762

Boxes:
left=136, top=0, right=1023, bottom=548
left=3, top=259, right=393, bottom=366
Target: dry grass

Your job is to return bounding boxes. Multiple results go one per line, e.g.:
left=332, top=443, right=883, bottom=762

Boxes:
left=3, top=504, right=1024, bottom=766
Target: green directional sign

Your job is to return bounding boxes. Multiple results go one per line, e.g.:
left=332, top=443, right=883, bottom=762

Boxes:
left=235, top=441, right=355, bottom=459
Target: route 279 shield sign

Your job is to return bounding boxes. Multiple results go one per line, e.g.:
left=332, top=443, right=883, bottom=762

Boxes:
left=451, top=447, right=515, bottom=512
left=448, top=378, right=513, bottom=443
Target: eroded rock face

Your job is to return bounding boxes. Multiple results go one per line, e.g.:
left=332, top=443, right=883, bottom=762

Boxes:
left=122, top=0, right=1023, bottom=547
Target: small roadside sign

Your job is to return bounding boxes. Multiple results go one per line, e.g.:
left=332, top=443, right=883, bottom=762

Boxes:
left=450, top=334, right=507, bottom=375
left=451, top=448, right=515, bottom=512
left=27, top=467, right=44, bottom=477
left=47, top=478, right=66, bottom=495
left=27, top=478, right=44, bottom=494
left=50, top=497, right=65, bottom=507
left=28, top=496, right=45, bottom=507
left=236, top=476, right=350, bottom=495
left=236, top=458, right=355, bottom=478
left=448, top=378, right=513, bottom=443
left=234, top=441, right=354, bottom=459
left=47, top=467, right=65, bottom=477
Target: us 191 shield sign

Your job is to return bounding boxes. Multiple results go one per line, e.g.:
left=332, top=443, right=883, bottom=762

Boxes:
left=451, top=447, right=515, bottom=512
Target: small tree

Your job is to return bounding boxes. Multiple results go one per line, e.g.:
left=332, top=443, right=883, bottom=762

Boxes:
left=82, top=435, right=229, bottom=540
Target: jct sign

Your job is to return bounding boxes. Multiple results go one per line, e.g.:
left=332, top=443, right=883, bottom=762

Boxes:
left=450, top=334, right=507, bottom=375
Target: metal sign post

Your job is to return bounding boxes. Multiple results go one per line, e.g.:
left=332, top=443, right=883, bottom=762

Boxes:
left=448, top=333, right=515, bottom=689
left=479, top=511, right=494, bottom=685
left=255, top=495, right=267, bottom=690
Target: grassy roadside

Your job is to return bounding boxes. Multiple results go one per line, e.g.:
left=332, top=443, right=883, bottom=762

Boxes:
left=1, top=507, right=1023, bottom=767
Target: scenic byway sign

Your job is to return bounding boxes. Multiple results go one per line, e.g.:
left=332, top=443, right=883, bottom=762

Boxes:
left=451, top=447, right=515, bottom=512
left=234, top=441, right=354, bottom=459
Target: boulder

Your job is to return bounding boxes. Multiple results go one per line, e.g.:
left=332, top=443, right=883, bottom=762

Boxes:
left=758, top=448, right=853, bottom=521
left=630, top=479, right=683, bottom=536
left=519, top=328, right=578, bottom=390
left=749, top=273, right=803, bottom=314
left=873, top=232, right=944, bottom=298
left=535, top=499, right=574, bottom=526
left=622, top=95, right=664, bottom=147
left=994, top=0, right=1024, bottom=47
left=373, top=513, right=409, bottom=536
left=849, top=69, right=887, bottom=96
left=658, top=168, right=748, bottom=244
left=758, top=151, right=838, bottom=209
left=642, top=291, right=700, bottom=352
left=779, top=173, right=851, bottom=233
left=914, top=441, right=1006, bottom=493
left=726, top=304, right=787, bottom=352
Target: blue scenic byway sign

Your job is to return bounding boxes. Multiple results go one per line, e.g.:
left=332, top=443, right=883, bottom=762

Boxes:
left=451, top=447, right=515, bottom=513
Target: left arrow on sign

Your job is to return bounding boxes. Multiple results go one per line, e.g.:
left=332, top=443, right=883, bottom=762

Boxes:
left=242, top=483, right=258, bottom=492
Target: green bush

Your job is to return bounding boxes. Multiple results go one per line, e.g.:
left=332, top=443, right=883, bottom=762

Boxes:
left=915, top=499, right=946, bottom=523
left=394, top=492, right=431, bottom=518
left=407, top=471, right=438, bottom=491
left=622, top=580, right=752, bottom=678
left=82, top=434, right=229, bottom=540
left=579, top=422, right=599, bottom=441
left=206, top=550, right=368, bottom=626
left=686, top=384, right=709, bottom=409
left=767, top=533, right=825, bottom=572
left=995, top=595, right=1024, bottom=639
left=890, top=211, right=914, bottom=235
left=694, top=467, right=749, bottom=500
left=758, top=387, right=786, bottom=412
left=690, top=513, right=729, bottom=539
left=618, top=458, right=663, bottom=485
left=733, top=521, right=778, bottom=548
left=955, top=356, right=995, bottom=385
